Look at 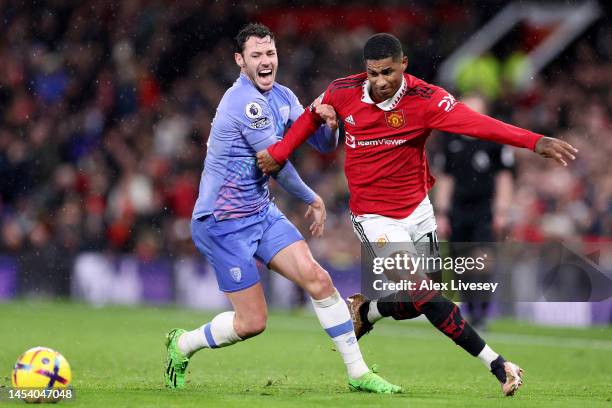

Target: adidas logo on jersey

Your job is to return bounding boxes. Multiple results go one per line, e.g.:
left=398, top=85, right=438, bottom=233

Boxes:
left=345, top=115, right=355, bottom=126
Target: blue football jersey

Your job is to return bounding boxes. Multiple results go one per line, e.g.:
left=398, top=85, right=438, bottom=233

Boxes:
left=193, top=73, right=336, bottom=220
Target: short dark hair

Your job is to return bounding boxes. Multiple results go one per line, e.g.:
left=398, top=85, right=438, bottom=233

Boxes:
left=363, top=33, right=403, bottom=61
left=235, top=23, right=275, bottom=53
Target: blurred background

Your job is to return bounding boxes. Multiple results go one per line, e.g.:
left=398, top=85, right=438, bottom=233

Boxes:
left=0, top=0, right=610, bottom=325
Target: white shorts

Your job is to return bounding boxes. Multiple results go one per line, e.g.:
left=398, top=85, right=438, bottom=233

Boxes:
left=351, top=195, right=439, bottom=260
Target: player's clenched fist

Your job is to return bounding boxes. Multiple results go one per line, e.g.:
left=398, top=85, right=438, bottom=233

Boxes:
left=314, top=104, right=338, bottom=132
left=256, top=149, right=281, bottom=174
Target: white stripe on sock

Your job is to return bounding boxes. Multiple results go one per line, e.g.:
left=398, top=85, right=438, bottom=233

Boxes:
left=477, top=344, right=499, bottom=369
left=312, top=290, right=369, bottom=379
left=367, top=300, right=383, bottom=324
left=177, top=311, right=241, bottom=356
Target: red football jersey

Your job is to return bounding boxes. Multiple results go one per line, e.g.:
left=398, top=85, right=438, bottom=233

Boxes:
left=269, top=73, right=543, bottom=219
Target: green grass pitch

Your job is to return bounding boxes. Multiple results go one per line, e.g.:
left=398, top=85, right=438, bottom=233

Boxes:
left=1, top=301, right=611, bottom=407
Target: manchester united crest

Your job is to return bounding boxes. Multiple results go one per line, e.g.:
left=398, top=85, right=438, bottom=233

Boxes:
left=385, top=110, right=405, bottom=129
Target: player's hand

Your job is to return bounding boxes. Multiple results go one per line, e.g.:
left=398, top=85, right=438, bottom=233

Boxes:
left=535, top=137, right=578, bottom=166
left=256, top=149, right=282, bottom=174
left=314, top=104, right=338, bottom=132
left=305, top=195, right=326, bottom=238
left=311, top=93, right=324, bottom=108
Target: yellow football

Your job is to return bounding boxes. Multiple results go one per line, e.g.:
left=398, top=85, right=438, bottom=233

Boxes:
left=12, top=347, right=72, bottom=403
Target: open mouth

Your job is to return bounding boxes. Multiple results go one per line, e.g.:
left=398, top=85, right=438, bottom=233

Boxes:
left=258, top=69, right=273, bottom=80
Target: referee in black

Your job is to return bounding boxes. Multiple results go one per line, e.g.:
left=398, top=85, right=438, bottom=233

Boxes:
left=434, top=94, right=516, bottom=330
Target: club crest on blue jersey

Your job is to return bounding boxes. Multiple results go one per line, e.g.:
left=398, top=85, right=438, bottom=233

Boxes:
left=229, top=267, right=242, bottom=283
left=279, top=105, right=290, bottom=123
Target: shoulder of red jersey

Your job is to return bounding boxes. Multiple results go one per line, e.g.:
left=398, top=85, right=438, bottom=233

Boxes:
left=403, top=74, right=442, bottom=100
left=308, top=73, right=366, bottom=112
left=403, top=74, right=459, bottom=114
left=327, top=73, right=367, bottom=94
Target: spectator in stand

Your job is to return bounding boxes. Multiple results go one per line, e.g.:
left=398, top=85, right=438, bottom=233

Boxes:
left=0, top=2, right=608, bottom=299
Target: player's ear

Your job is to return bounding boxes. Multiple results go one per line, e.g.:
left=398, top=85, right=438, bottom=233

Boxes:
left=234, top=52, right=245, bottom=68
left=401, top=55, right=408, bottom=71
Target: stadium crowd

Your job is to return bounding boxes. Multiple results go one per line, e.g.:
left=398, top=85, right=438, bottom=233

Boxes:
left=0, top=1, right=610, bottom=293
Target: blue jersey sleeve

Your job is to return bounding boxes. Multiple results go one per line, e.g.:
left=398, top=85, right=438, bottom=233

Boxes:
left=234, top=94, right=278, bottom=152
left=287, top=89, right=339, bottom=153
left=272, top=162, right=316, bottom=204
left=232, top=92, right=317, bottom=204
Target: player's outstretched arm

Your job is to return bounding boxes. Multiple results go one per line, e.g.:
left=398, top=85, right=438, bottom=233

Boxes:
left=272, top=161, right=315, bottom=202
left=426, top=89, right=578, bottom=164
left=256, top=114, right=319, bottom=174
left=257, top=101, right=327, bottom=174
left=257, top=104, right=337, bottom=173
left=234, top=96, right=324, bottom=214
left=534, top=136, right=578, bottom=167
left=271, top=162, right=327, bottom=237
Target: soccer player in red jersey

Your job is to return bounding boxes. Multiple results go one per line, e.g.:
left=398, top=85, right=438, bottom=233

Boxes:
left=257, top=33, right=578, bottom=397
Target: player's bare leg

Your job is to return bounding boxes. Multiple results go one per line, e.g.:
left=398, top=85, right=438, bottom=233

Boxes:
left=225, top=284, right=269, bottom=339
left=270, top=240, right=403, bottom=393
left=166, top=284, right=267, bottom=389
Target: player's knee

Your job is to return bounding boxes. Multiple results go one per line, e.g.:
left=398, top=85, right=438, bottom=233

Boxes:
left=302, top=261, right=333, bottom=298
left=235, top=311, right=267, bottom=338
left=385, top=251, right=416, bottom=282
left=247, top=316, right=267, bottom=337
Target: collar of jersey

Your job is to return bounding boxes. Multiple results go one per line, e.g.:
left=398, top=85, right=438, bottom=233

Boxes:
left=238, top=73, right=273, bottom=95
left=361, top=75, right=407, bottom=111
left=239, top=72, right=251, bottom=86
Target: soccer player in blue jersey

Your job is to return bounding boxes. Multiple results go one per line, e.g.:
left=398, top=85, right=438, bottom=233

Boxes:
left=164, top=23, right=401, bottom=394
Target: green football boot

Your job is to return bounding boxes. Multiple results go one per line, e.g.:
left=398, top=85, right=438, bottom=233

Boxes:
left=164, top=328, right=190, bottom=389
left=348, top=370, right=403, bottom=394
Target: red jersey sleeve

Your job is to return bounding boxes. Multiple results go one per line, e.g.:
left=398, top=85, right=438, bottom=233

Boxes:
left=267, top=90, right=330, bottom=163
left=424, top=88, right=543, bottom=151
